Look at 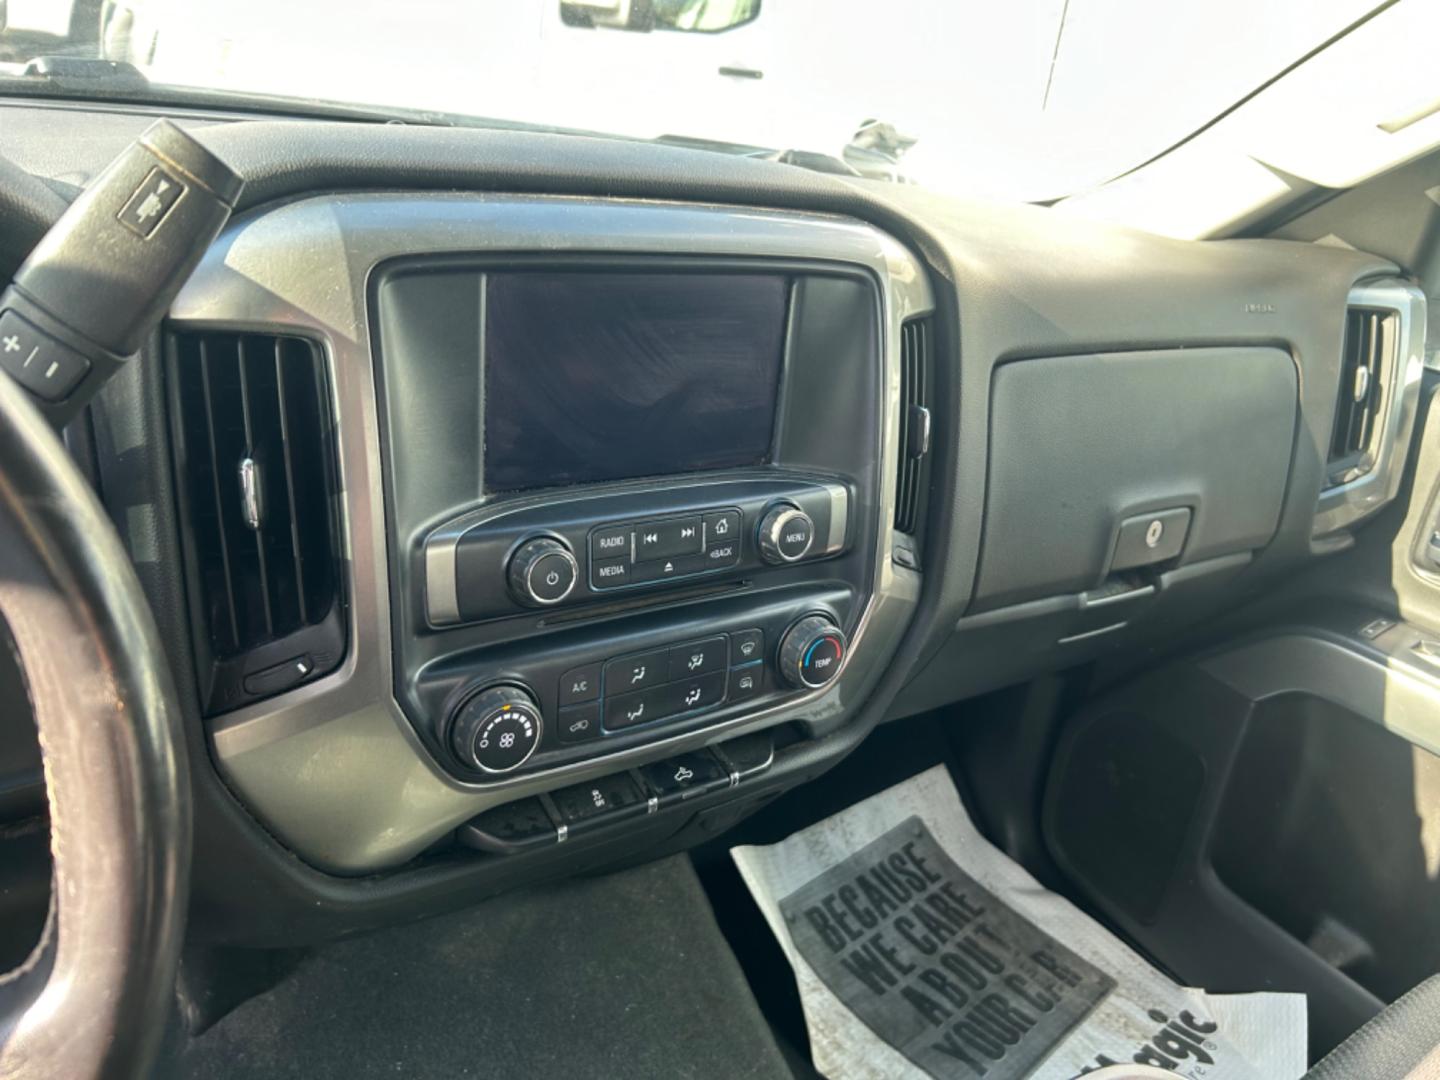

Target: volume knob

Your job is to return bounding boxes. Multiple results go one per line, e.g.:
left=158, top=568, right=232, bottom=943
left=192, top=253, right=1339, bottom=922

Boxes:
left=507, top=536, right=578, bottom=607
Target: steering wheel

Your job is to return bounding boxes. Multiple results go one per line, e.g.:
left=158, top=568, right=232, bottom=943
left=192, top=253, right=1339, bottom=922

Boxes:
left=0, top=163, right=190, bottom=1077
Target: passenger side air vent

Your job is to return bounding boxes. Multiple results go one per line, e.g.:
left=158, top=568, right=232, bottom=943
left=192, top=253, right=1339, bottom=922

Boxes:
left=168, top=331, right=345, bottom=715
left=1314, top=277, right=1425, bottom=538
left=1327, top=306, right=1397, bottom=482
left=894, top=317, right=933, bottom=535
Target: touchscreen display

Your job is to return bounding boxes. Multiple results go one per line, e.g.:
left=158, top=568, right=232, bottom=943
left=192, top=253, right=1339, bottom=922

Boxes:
left=483, top=272, right=788, bottom=492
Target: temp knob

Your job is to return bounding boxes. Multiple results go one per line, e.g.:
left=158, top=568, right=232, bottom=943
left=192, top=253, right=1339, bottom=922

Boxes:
left=507, top=536, right=578, bottom=607
left=449, top=685, right=543, bottom=773
left=779, top=615, right=847, bottom=689
left=757, top=504, right=815, bottom=564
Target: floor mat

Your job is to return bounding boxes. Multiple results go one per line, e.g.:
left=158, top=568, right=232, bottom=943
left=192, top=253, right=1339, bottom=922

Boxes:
left=170, top=856, right=789, bottom=1080
left=732, top=766, right=1306, bottom=1080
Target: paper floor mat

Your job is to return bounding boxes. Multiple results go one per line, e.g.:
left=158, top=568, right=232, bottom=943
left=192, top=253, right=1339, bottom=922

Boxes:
left=731, top=765, right=1306, bottom=1080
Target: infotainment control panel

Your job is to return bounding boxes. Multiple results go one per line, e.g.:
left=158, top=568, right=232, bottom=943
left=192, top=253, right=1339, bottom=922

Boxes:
left=424, top=478, right=849, bottom=624
left=590, top=509, right=742, bottom=590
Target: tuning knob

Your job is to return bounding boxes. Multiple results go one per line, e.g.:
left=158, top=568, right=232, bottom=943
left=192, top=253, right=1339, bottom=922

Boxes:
left=757, top=504, right=815, bottom=564
left=778, top=615, right=847, bottom=689
left=507, top=536, right=578, bottom=607
left=448, top=685, right=543, bottom=774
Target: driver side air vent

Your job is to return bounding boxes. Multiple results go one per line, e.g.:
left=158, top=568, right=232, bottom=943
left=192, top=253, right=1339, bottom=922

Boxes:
left=1327, top=306, right=1397, bottom=483
left=894, top=317, right=933, bottom=534
left=168, top=330, right=345, bottom=715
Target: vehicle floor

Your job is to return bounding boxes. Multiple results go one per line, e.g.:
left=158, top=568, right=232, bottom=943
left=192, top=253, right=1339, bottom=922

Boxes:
left=163, top=855, right=790, bottom=1080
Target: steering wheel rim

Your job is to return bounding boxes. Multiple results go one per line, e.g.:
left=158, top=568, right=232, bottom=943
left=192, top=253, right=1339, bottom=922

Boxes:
left=0, top=364, right=190, bottom=1076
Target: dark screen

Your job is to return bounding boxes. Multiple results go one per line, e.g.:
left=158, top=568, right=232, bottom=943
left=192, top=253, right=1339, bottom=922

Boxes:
left=483, top=272, right=788, bottom=492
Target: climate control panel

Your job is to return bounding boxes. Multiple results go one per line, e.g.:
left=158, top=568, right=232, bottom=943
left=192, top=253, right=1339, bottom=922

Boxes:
left=548, top=628, right=764, bottom=746
left=429, top=601, right=851, bottom=782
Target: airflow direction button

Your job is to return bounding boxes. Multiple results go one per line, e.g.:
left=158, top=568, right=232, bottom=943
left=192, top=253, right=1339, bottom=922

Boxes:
left=668, top=636, right=728, bottom=680
left=660, top=672, right=726, bottom=717
left=604, top=684, right=671, bottom=731
left=604, top=649, right=669, bottom=696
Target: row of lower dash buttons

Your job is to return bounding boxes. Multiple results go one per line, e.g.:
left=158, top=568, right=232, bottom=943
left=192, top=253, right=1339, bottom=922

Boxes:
left=555, top=629, right=765, bottom=744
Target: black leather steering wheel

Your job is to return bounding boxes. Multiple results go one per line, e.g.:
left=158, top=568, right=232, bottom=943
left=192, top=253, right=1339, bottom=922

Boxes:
left=0, top=165, right=190, bottom=1078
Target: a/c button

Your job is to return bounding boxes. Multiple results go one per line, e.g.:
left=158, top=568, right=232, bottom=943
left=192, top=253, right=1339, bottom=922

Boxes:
left=559, top=663, right=602, bottom=706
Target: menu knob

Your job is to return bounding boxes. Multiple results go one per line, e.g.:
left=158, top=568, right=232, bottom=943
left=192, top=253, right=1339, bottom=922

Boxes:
left=757, top=504, right=815, bottom=564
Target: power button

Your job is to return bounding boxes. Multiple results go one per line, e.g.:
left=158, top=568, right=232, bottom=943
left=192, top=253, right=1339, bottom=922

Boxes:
left=530, top=552, right=576, bottom=602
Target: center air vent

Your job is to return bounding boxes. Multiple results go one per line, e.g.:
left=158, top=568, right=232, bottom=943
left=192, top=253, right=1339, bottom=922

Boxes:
left=1327, top=306, right=1397, bottom=485
left=169, top=331, right=345, bottom=714
left=894, top=317, right=933, bottom=534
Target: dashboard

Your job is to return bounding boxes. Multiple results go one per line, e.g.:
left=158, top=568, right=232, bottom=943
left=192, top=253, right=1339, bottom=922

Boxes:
left=0, top=104, right=1425, bottom=943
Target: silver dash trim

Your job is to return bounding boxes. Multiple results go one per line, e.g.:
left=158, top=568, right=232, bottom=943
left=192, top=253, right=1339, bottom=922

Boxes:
left=824, top=482, right=849, bottom=554
left=424, top=532, right=461, bottom=626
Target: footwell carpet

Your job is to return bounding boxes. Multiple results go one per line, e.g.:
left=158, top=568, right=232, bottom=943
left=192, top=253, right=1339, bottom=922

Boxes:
left=171, top=856, right=788, bottom=1079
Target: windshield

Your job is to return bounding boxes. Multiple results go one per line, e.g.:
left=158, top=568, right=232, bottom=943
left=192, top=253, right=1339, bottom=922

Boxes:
left=0, top=0, right=1386, bottom=201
